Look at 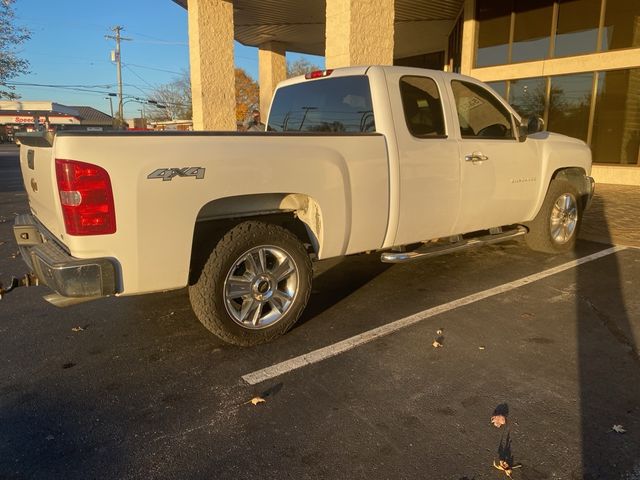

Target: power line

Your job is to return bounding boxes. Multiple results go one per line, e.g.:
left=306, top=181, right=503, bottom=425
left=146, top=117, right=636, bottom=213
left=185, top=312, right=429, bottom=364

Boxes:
left=4, top=81, right=151, bottom=101
left=131, top=39, right=189, bottom=46
left=122, top=66, right=158, bottom=99
left=126, top=29, right=188, bottom=44
left=124, top=63, right=184, bottom=75
left=7, top=81, right=115, bottom=89
left=123, top=64, right=157, bottom=91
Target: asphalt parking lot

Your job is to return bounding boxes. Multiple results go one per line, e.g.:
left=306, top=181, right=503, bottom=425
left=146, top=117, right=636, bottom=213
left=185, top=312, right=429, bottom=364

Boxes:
left=1, top=143, right=639, bottom=480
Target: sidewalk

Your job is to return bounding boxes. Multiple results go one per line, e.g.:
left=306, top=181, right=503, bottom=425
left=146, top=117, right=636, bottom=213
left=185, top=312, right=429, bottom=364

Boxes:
left=580, top=183, right=640, bottom=248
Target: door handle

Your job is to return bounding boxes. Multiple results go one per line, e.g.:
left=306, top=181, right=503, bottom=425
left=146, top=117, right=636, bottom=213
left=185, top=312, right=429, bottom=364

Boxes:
left=465, top=152, right=489, bottom=163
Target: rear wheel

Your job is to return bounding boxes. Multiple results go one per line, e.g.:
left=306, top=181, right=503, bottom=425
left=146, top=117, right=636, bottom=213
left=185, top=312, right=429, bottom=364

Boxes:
left=525, top=179, right=581, bottom=253
left=189, top=221, right=312, bottom=346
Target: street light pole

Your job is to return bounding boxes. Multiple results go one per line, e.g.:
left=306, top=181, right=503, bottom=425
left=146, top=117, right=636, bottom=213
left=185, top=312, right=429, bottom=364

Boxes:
left=105, top=96, right=114, bottom=118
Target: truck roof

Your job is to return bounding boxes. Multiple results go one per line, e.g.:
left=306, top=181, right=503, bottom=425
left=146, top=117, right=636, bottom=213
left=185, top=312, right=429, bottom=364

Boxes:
left=279, top=65, right=482, bottom=88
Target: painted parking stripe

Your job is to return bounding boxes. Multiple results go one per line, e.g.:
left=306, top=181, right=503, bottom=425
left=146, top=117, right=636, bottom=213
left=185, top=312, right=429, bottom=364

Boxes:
left=242, top=246, right=626, bottom=385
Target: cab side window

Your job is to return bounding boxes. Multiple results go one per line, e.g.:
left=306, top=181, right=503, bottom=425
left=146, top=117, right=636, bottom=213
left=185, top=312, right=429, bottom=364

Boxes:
left=399, top=76, right=446, bottom=138
left=451, top=80, right=514, bottom=139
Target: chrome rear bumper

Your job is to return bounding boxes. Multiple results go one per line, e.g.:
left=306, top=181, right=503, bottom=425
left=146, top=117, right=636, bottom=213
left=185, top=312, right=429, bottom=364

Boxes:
left=13, top=214, right=118, bottom=298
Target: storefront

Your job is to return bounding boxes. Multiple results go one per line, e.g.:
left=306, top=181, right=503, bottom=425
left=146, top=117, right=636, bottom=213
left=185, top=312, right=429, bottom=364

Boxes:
left=0, top=101, right=115, bottom=140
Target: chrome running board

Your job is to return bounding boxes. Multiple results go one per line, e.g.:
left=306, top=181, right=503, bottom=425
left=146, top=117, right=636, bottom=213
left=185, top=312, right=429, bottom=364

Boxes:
left=381, top=226, right=528, bottom=263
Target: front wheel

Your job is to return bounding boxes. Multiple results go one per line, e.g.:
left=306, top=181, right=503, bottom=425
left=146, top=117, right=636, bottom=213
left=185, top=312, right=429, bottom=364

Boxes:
left=189, top=221, right=313, bottom=346
left=525, top=179, right=582, bottom=253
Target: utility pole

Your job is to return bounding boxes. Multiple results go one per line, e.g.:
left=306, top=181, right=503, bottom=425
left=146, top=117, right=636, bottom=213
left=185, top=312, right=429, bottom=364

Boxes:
left=105, top=26, right=131, bottom=128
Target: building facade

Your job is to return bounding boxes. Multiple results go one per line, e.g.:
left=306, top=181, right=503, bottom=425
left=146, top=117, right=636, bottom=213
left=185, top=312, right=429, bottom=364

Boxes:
left=0, top=101, right=115, bottom=140
left=175, top=0, right=639, bottom=184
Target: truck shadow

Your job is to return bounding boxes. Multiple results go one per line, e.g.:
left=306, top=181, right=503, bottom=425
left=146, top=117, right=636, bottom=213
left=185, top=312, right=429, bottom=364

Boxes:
left=0, top=391, right=129, bottom=480
left=575, top=195, right=640, bottom=479
left=297, top=254, right=391, bottom=327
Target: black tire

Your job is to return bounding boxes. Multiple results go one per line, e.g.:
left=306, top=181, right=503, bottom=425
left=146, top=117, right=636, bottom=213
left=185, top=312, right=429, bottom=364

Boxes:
left=525, top=179, right=582, bottom=253
left=189, top=221, right=312, bottom=346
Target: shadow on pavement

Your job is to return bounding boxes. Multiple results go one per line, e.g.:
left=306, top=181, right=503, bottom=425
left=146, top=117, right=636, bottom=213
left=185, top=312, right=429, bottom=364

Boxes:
left=297, top=254, right=391, bottom=327
left=577, top=199, right=639, bottom=478
left=0, top=391, right=128, bottom=480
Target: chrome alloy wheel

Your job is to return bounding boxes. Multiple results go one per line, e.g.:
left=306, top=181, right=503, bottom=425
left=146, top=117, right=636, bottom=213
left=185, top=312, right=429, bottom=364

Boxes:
left=550, top=193, right=578, bottom=244
left=223, top=246, right=299, bottom=329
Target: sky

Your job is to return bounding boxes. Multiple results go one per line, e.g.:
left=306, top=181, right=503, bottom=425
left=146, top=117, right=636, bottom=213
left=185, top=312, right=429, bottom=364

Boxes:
left=10, top=0, right=324, bottom=118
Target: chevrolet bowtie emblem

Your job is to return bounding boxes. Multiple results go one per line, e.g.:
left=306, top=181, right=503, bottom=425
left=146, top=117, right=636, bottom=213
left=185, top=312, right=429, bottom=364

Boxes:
left=30, top=178, right=38, bottom=192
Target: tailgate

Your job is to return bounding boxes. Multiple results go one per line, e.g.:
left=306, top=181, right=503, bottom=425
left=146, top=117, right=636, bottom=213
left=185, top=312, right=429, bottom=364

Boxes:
left=17, top=133, right=64, bottom=240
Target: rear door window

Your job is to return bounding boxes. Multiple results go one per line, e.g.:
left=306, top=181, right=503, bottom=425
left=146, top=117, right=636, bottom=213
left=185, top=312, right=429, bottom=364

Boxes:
left=399, top=76, right=446, bottom=137
left=267, top=76, right=375, bottom=133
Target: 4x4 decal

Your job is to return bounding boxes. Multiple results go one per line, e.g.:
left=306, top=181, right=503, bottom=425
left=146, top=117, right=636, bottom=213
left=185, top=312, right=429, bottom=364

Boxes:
left=147, top=167, right=206, bottom=181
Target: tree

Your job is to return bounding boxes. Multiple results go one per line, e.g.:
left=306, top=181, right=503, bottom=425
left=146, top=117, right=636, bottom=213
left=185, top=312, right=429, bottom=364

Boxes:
left=235, top=68, right=258, bottom=123
left=287, top=58, right=320, bottom=78
left=148, top=70, right=192, bottom=121
left=148, top=68, right=259, bottom=124
left=0, top=0, right=30, bottom=100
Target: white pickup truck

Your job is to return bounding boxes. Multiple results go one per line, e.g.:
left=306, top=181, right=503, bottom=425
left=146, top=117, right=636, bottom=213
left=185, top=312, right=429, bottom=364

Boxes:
left=11, top=66, right=594, bottom=346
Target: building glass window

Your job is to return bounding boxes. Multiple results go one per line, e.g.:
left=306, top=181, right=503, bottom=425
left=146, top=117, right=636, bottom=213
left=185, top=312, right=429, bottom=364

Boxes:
left=486, top=81, right=508, bottom=100
left=601, top=0, right=640, bottom=51
left=399, top=76, right=446, bottom=137
left=554, top=0, right=601, bottom=57
left=509, top=77, right=547, bottom=119
left=547, top=73, right=594, bottom=142
left=591, top=69, right=640, bottom=165
left=267, top=76, right=375, bottom=133
left=512, top=0, right=554, bottom=63
left=447, top=13, right=463, bottom=73
left=475, top=0, right=512, bottom=67
left=451, top=80, right=514, bottom=139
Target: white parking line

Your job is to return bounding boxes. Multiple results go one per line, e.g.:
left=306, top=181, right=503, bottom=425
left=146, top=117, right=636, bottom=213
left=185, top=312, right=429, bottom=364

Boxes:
left=242, top=246, right=626, bottom=385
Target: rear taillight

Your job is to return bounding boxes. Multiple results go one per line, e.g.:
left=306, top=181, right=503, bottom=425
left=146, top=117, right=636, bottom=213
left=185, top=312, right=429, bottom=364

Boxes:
left=55, top=159, right=116, bottom=235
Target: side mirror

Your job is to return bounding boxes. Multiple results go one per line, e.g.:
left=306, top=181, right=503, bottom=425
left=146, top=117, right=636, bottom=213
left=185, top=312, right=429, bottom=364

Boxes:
left=518, top=115, right=544, bottom=141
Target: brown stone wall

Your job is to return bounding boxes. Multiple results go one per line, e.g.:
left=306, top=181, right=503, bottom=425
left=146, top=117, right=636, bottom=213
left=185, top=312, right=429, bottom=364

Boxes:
left=325, top=0, right=395, bottom=68
left=188, top=0, right=236, bottom=131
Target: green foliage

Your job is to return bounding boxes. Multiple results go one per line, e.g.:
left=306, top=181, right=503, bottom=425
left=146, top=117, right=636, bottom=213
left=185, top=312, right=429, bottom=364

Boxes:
left=0, top=0, right=30, bottom=99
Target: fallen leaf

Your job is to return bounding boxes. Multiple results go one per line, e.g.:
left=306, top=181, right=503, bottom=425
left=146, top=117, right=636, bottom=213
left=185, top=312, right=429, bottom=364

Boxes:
left=493, top=460, right=522, bottom=478
left=479, top=346, right=486, bottom=350
left=249, top=396, right=266, bottom=406
left=491, top=415, right=507, bottom=428
left=612, top=424, right=626, bottom=434
left=520, top=312, right=535, bottom=319
left=436, top=328, right=443, bottom=335
left=71, top=326, right=84, bottom=332
left=432, top=340, right=442, bottom=348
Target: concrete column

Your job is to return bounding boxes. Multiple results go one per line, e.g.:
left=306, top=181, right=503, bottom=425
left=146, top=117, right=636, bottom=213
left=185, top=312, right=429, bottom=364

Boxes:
left=258, top=42, right=287, bottom=116
left=187, top=0, right=236, bottom=131
left=325, top=0, right=395, bottom=69
left=460, top=0, right=477, bottom=75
